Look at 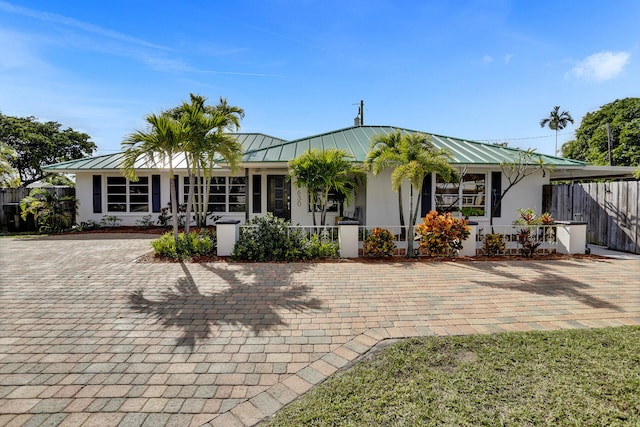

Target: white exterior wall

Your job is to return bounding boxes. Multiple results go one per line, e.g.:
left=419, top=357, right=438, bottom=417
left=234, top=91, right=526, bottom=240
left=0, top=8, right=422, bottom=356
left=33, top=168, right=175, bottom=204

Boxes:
left=364, top=168, right=549, bottom=228
left=74, top=167, right=549, bottom=228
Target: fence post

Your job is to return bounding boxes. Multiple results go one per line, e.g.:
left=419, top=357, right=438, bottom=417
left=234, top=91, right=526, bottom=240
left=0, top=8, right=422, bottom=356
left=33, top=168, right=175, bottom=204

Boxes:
left=338, top=220, right=360, bottom=258
left=215, top=219, right=241, bottom=257
left=556, top=221, right=587, bottom=254
left=460, top=222, right=478, bottom=257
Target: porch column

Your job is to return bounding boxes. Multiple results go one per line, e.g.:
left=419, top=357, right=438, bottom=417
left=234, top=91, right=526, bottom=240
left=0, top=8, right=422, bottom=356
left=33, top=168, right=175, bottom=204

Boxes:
left=555, top=221, right=587, bottom=255
left=459, top=221, right=478, bottom=257
left=338, top=220, right=360, bottom=258
left=215, top=219, right=241, bottom=257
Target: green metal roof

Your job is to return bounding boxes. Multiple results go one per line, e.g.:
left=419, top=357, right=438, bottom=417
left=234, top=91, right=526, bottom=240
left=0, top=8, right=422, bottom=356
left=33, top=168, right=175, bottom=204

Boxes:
left=43, top=127, right=586, bottom=172
left=43, top=133, right=287, bottom=172
left=242, top=126, right=587, bottom=166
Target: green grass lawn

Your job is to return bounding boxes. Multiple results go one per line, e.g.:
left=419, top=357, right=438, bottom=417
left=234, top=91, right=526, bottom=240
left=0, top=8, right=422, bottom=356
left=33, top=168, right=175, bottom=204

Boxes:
left=265, top=326, right=640, bottom=426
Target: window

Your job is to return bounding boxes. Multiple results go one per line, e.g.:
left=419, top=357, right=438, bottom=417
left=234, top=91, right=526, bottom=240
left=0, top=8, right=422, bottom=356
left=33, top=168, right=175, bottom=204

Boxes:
left=183, top=176, right=247, bottom=213
left=107, top=176, right=149, bottom=213
left=308, top=190, right=339, bottom=213
left=435, top=173, right=486, bottom=217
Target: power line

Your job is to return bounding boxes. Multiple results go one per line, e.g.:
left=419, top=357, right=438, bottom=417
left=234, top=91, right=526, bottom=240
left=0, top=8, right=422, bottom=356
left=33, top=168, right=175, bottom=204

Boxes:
left=477, top=132, right=573, bottom=143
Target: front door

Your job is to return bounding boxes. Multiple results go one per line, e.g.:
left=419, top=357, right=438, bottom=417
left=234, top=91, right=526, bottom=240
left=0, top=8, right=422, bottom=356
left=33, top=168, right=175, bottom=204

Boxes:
left=267, top=175, right=291, bottom=220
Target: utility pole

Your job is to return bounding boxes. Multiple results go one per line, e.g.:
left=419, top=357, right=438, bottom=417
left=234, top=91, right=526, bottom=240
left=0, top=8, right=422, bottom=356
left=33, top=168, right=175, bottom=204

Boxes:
left=353, top=100, right=364, bottom=126
left=607, top=123, right=613, bottom=166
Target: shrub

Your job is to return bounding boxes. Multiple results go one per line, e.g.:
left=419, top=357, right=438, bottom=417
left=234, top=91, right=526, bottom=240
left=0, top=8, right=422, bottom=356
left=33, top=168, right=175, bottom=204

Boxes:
left=232, top=214, right=337, bottom=261
left=151, top=230, right=216, bottom=259
left=363, top=227, right=397, bottom=257
left=100, top=215, right=122, bottom=228
left=415, top=210, right=470, bottom=257
left=19, top=188, right=77, bottom=233
left=482, top=233, right=506, bottom=256
left=513, top=208, right=555, bottom=226
left=136, top=214, right=154, bottom=228
left=513, top=208, right=554, bottom=256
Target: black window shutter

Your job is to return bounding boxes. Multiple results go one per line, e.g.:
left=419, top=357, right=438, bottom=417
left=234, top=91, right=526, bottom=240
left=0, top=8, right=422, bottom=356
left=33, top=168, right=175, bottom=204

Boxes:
left=491, top=171, right=502, bottom=218
left=152, top=175, right=161, bottom=212
left=92, top=175, right=102, bottom=213
left=252, top=175, right=262, bottom=213
left=420, top=174, right=432, bottom=217
left=172, top=175, right=179, bottom=207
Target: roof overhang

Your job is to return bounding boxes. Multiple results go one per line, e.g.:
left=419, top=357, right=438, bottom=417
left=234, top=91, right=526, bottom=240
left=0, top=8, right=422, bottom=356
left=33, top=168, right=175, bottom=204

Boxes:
left=550, top=165, right=637, bottom=181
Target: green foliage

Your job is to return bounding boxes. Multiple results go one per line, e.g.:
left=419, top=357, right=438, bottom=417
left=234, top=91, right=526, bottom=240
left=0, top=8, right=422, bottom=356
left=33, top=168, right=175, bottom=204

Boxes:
left=100, top=215, right=122, bottom=228
left=539, top=105, right=574, bottom=155
left=0, top=113, right=95, bottom=186
left=415, top=210, right=470, bottom=257
left=265, top=326, right=640, bottom=426
left=289, top=148, right=365, bottom=226
left=151, top=230, right=216, bottom=259
left=232, top=214, right=337, bottom=261
left=482, top=233, right=506, bottom=256
left=562, top=98, right=640, bottom=166
left=136, top=215, right=154, bottom=228
left=0, top=142, right=20, bottom=187
left=78, top=220, right=101, bottom=231
left=363, top=227, right=397, bottom=257
left=19, top=188, right=77, bottom=233
left=513, top=208, right=555, bottom=225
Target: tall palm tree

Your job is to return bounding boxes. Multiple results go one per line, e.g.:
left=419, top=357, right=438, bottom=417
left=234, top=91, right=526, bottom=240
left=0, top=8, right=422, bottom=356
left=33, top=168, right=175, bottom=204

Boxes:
left=122, top=113, right=183, bottom=241
left=378, top=132, right=456, bottom=257
left=288, top=148, right=365, bottom=226
left=172, top=94, right=244, bottom=231
left=540, top=106, right=574, bottom=155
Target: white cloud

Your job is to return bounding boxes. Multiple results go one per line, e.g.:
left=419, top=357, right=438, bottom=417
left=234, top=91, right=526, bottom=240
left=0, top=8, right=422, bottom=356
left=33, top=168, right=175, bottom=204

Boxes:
left=568, top=51, right=630, bottom=81
left=483, top=55, right=493, bottom=65
left=504, top=53, right=514, bottom=64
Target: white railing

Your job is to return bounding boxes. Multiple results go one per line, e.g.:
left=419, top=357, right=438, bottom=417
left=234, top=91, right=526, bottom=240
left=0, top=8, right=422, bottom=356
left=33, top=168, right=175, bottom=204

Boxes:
left=215, top=222, right=583, bottom=258
left=476, top=224, right=557, bottom=255
left=239, top=224, right=339, bottom=243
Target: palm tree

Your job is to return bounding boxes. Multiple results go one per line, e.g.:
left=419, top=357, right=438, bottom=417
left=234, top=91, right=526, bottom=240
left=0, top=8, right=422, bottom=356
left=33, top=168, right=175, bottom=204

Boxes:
left=365, top=130, right=407, bottom=230
left=122, top=112, right=183, bottom=241
left=19, top=188, right=78, bottom=233
left=288, top=148, right=365, bottom=226
left=540, top=106, right=574, bottom=155
left=0, top=142, right=19, bottom=187
left=171, top=94, right=244, bottom=231
left=378, top=132, right=456, bottom=257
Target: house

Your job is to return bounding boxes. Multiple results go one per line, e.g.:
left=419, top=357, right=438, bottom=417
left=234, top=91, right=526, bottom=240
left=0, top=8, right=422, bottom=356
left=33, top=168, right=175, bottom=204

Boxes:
left=42, top=125, right=636, bottom=228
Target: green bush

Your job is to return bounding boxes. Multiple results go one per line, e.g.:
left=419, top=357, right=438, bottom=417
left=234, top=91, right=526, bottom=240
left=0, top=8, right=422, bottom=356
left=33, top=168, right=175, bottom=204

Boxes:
left=151, top=230, right=216, bottom=259
left=232, top=214, right=337, bottom=261
left=415, top=210, right=470, bottom=257
left=482, top=233, right=505, bottom=256
left=363, top=227, right=397, bottom=257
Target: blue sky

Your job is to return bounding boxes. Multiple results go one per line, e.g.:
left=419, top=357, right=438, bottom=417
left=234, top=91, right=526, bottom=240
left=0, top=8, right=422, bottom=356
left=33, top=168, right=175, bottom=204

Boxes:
left=1, top=1, right=639, bottom=156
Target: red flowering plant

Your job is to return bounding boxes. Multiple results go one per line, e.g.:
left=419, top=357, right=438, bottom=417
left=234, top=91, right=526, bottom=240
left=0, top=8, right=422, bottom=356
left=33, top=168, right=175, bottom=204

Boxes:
left=415, top=210, right=471, bottom=257
left=363, top=227, right=397, bottom=257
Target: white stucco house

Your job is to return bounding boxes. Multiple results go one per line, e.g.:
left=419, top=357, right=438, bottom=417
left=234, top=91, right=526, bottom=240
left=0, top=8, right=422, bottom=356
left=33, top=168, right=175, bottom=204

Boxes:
left=42, top=125, right=635, bottom=229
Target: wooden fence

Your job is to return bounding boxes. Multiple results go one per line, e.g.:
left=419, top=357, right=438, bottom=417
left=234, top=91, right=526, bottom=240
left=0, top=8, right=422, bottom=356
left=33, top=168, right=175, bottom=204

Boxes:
left=1, top=187, right=76, bottom=230
left=543, top=181, right=640, bottom=254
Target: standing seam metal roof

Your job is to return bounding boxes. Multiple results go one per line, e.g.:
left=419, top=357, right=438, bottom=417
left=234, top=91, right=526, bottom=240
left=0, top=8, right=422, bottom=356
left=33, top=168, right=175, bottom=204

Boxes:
left=43, top=127, right=586, bottom=171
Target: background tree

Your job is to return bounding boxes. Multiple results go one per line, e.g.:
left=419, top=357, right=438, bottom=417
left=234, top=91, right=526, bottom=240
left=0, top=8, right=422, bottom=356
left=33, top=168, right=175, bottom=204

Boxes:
left=0, top=113, right=95, bottom=186
left=540, top=106, right=574, bottom=156
left=122, top=113, right=184, bottom=241
left=0, top=142, right=20, bottom=187
left=562, top=98, right=640, bottom=166
left=379, top=133, right=456, bottom=257
left=288, top=148, right=365, bottom=226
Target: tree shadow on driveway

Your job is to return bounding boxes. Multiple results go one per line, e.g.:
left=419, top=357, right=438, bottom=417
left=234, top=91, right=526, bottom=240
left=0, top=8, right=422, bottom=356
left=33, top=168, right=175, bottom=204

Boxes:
left=453, top=259, right=622, bottom=311
left=129, top=262, right=323, bottom=351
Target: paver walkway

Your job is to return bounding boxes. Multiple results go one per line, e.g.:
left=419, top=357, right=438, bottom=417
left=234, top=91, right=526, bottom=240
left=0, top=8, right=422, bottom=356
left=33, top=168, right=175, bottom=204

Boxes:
left=1, top=234, right=639, bottom=426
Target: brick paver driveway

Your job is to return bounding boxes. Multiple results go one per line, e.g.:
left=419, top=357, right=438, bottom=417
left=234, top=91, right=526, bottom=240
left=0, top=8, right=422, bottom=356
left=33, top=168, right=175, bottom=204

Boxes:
left=1, top=234, right=639, bottom=426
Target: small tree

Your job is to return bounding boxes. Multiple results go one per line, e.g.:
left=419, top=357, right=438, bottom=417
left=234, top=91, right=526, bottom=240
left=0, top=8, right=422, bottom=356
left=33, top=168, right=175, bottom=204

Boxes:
left=288, top=148, right=365, bottom=226
left=19, top=188, right=77, bottom=233
left=490, top=149, right=553, bottom=228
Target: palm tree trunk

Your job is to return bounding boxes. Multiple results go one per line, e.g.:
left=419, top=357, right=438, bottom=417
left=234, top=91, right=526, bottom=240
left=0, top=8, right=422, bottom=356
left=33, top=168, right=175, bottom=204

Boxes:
left=397, top=184, right=406, bottom=238
left=169, top=169, right=179, bottom=242
left=405, top=186, right=416, bottom=257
